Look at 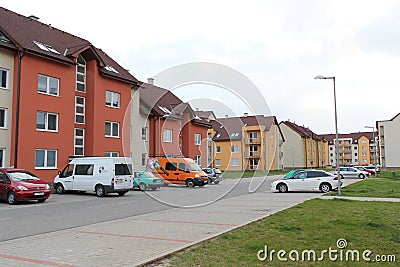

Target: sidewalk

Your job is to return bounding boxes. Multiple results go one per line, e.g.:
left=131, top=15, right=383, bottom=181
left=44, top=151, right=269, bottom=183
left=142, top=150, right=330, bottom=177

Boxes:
left=319, top=196, right=400, bottom=202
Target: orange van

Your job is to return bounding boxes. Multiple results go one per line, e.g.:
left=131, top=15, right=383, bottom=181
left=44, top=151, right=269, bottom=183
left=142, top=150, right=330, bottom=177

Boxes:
left=147, top=157, right=208, bottom=187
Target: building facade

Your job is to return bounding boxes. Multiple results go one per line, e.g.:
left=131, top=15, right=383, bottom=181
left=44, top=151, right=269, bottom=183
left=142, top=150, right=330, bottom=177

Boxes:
left=210, top=115, right=284, bottom=171
left=377, top=113, right=400, bottom=169
left=0, top=7, right=140, bottom=181
left=279, top=121, right=327, bottom=169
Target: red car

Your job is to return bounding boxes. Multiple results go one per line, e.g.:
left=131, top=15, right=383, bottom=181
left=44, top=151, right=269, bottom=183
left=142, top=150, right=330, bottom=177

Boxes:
left=0, top=168, right=51, bottom=204
left=355, top=166, right=375, bottom=176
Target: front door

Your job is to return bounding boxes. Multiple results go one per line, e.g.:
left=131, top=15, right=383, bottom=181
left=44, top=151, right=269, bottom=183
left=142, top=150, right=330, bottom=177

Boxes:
left=58, top=164, right=74, bottom=190
left=0, top=172, right=11, bottom=199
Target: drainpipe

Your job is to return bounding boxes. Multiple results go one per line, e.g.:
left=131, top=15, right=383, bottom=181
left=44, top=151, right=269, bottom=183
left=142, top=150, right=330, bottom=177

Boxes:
left=153, top=116, right=156, bottom=156
left=14, top=50, right=25, bottom=167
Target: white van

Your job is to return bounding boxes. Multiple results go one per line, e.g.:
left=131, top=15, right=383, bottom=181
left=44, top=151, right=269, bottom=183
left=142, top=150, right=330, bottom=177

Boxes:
left=54, top=157, right=134, bottom=197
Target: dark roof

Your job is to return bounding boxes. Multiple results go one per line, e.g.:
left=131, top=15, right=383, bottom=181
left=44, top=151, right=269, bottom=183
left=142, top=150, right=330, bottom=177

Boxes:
left=139, top=83, right=211, bottom=128
left=319, top=132, right=376, bottom=145
left=211, top=115, right=279, bottom=141
left=280, top=121, right=323, bottom=141
left=0, top=7, right=139, bottom=84
left=194, top=110, right=216, bottom=121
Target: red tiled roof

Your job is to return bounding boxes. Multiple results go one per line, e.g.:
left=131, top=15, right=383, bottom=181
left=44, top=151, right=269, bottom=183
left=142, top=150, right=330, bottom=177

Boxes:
left=319, top=132, right=376, bottom=145
left=0, top=7, right=139, bottom=84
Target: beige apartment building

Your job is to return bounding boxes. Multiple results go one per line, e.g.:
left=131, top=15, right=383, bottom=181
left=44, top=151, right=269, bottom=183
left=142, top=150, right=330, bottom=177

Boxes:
left=377, top=113, right=400, bottom=169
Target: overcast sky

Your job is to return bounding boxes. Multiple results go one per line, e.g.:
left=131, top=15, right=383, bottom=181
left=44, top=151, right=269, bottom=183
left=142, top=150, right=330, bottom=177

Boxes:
left=2, top=0, right=399, bottom=134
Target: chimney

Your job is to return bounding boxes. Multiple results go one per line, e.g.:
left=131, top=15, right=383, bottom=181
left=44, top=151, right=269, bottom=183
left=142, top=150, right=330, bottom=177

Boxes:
left=29, top=15, right=40, bottom=21
left=225, top=114, right=229, bottom=118
left=147, top=78, right=154, bottom=85
left=244, top=112, right=248, bottom=117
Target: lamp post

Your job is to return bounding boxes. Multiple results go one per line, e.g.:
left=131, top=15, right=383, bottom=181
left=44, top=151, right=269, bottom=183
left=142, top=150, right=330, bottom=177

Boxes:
left=315, top=75, right=341, bottom=195
left=365, top=125, right=376, bottom=173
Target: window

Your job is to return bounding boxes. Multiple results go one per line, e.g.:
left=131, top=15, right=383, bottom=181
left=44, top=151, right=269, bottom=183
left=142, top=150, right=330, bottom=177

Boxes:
left=354, top=146, right=357, bottom=150
left=362, top=146, right=366, bottom=150
left=194, top=133, right=202, bottom=145
left=115, top=163, right=132, bottom=175
left=362, top=159, right=367, bottom=163
left=215, top=159, right=221, bottom=166
left=194, top=155, right=201, bottom=166
left=362, top=152, right=367, bottom=156
left=0, top=68, right=8, bottom=89
left=106, top=91, right=120, bottom=108
left=0, top=149, right=4, bottom=167
left=249, top=158, right=259, bottom=170
left=38, top=74, right=59, bottom=96
left=76, top=55, right=86, bottom=92
left=75, top=97, right=85, bottom=124
left=74, top=128, right=84, bottom=156
left=35, top=149, right=57, bottom=168
left=104, top=152, right=119, bottom=157
left=231, top=145, right=239, bottom=153
left=230, top=158, right=240, bottom=166
left=36, top=111, right=58, bottom=132
left=163, top=129, right=172, bottom=143
left=105, top=121, right=120, bottom=138
left=361, top=139, right=366, bottom=143
left=330, top=147, right=333, bottom=150
left=216, top=146, right=221, bottom=153
left=249, top=132, right=258, bottom=140
left=354, top=153, right=358, bottom=156
left=104, top=65, right=119, bottom=73
left=142, top=127, right=148, bottom=141
left=75, top=164, right=94, bottom=175
left=141, top=153, right=147, bottom=167
left=165, top=162, right=177, bottom=171
left=33, top=41, right=60, bottom=54
left=250, top=145, right=258, bottom=156
left=0, top=108, right=6, bottom=128
left=330, top=153, right=333, bottom=157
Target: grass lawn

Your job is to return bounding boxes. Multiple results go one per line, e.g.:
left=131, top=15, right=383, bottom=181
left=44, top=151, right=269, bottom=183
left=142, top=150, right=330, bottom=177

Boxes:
left=165, top=199, right=400, bottom=266
left=327, top=171, right=400, bottom=198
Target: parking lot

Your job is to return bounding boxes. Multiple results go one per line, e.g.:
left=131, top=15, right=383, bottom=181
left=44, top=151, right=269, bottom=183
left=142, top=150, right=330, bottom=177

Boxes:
left=0, top=176, right=359, bottom=266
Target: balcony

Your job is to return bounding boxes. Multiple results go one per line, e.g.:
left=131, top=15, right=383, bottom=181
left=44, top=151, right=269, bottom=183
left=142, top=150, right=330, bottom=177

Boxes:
left=244, top=138, right=261, bottom=145
left=244, top=152, right=261, bottom=158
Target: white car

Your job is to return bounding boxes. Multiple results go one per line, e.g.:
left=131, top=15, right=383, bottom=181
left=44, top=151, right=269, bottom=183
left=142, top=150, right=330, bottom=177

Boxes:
left=271, top=170, right=341, bottom=193
left=333, top=167, right=369, bottom=179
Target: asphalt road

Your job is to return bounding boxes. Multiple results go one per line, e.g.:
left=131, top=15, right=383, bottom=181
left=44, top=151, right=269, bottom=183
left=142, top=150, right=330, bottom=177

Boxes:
left=0, top=175, right=277, bottom=242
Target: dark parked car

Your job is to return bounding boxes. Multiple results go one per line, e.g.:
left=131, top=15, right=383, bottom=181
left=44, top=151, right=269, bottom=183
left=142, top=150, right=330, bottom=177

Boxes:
left=0, top=168, right=51, bottom=204
left=202, top=168, right=223, bottom=184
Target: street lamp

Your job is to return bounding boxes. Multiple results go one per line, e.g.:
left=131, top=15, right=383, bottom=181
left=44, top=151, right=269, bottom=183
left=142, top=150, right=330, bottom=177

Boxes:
left=365, top=125, right=377, bottom=172
left=315, top=75, right=341, bottom=195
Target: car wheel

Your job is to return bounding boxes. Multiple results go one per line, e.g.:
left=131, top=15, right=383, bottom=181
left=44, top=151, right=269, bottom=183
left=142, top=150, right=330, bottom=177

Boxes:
left=277, top=183, right=288, bottom=193
left=340, top=174, right=344, bottom=179
left=358, top=173, right=365, bottom=179
left=208, top=178, right=213, bottom=184
left=139, top=183, right=147, bottom=191
left=7, top=192, right=17, bottom=205
left=186, top=179, right=194, bottom=188
left=320, top=183, right=332, bottom=193
left=118, top=191, right=127, bottom=196
left=55, top=183, right=65, bottom=194
left=214, top=180, right=220, bottom=184
left=95, top=185, right=105, bottom=197
left=38, top=198, right=46, bottom=203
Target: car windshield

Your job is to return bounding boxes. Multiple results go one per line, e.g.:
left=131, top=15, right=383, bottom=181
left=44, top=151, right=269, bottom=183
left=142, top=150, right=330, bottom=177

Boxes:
left=188, top=163, right=202, bottom=171
left=214, top=169, right=222, bottom=174
left=284, top=170, right=303, bottom=179
left=143, top=172, right=156, bottom=178
left=7, top=171, right=40, bottom=182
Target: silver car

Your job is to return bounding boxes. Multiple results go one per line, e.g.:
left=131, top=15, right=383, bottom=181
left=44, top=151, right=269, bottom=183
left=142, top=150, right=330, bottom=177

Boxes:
left=334, top=167, right=369, bottom=179
left=202, top=168, right=223, bottom=184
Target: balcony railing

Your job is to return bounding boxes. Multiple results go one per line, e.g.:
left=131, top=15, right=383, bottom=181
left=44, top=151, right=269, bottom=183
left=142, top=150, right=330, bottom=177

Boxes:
left=244, top=152, right=261, bottom=158
left=244, top=138, right=261, bottom=145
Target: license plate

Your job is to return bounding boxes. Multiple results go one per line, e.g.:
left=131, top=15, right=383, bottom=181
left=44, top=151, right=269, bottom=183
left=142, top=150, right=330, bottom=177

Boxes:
left=34, top=192, right=45, bottom=196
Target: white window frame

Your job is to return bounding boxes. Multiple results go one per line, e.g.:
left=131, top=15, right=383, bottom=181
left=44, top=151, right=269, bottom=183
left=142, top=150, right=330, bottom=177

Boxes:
left=105, top=121, right=120, bottom=138
left=36, top=111, right=58, bottom=132
left=0, top=68, right=9, bottom=89
left=76, top=55, right=86, bottom=92
left=105, top=91, right=120, bottom=108
left=141, top=153, right=147, bottom=167
left=35, top=149, right=57, bottom=169
left=216, top=146, right=221, bottom=153
left=75, top=96, right=85, bottom=124
left=249, top=132, right=258, bottom=140
left=0, top=148, right=4, bottom=167
left=74, top=128, right=85, bottom=156
left=194, top=155, right=201, bottom=166
left=141, top=127, right=148, bottom=141
left=105, top=152, right=119, bottom=157
left=163, top=129, right=173, bottom=143
left=0, top=108, right=6, bottom=129
left=38, top=74, right=59, bottom=96
left=194, top=133, right=202, bottom=145
left=230, top=158, right=240, bottom=166
left=231, top=145, right=239, bottom=153
left=215, top=159, right=221, bottom=166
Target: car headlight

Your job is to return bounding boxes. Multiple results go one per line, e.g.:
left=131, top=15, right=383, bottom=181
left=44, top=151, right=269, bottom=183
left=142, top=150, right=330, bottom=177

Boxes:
left=195, top=173, right=200, bottom=178
left=45, top=184, right=50, bottom=190
left=18, top=185, right=28, bottom=191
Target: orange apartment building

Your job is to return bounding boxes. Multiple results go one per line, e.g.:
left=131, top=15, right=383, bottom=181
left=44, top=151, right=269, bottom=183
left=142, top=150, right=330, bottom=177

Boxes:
left=0, top=7, right=140, bottom=181
left=139, top=82, right=211, bottom=167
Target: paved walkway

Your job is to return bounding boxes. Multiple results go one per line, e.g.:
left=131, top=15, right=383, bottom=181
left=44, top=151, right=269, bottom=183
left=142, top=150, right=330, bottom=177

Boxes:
left=319, top=196, right=400, bottom=202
